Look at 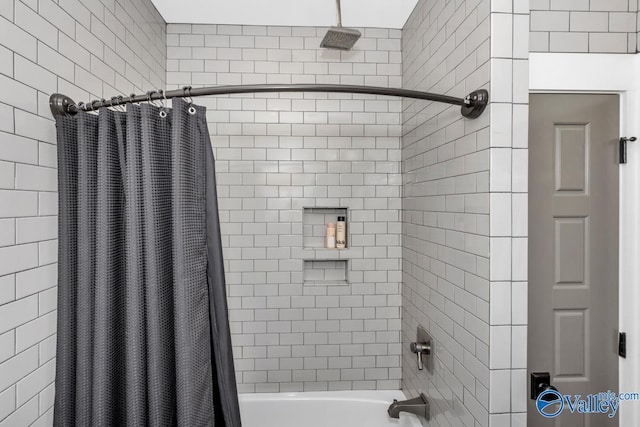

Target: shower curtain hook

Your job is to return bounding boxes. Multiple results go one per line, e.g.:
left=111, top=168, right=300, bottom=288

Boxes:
left=116, top=95, right=126, bottom=112
left=182, top=86, right=193, bottom=104
left=110, top=96, right=125, bottom=112
left=182, top=86, right=197, bottom=115
left=158, top=89, right=168, bottom=118
left=147, top=90, right=161, bottom=108
left=114, top=94, right=127, bottom=112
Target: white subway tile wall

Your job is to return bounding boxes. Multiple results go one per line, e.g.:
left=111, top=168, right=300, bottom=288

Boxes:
left=0, top=0, right=166, bottom=424
left=530, top=0, right=638, bottom=52
left=401, top=0, right=491, bottom=425
left=168, top=23, right=404, bottom=393
left=401, top=1, right=530, bottom=426
left=492, top=1, right=528, bottom=425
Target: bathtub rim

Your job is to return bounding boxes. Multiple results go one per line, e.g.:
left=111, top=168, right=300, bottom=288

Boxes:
left=238, top=389, right=409, bottom=404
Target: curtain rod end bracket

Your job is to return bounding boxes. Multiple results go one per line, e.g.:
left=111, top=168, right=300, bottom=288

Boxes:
left=461, top=89, right=489, bottom=119
left=50, top=93, right=78, bottom=117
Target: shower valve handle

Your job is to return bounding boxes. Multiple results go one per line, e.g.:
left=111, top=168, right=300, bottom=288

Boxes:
left=410, top=341, right=431, bottom=371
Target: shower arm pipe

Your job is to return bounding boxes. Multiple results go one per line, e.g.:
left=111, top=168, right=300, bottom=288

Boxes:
left=336, top=0, right=342, bottom=27
left=49, top=84, right=489, bottom=119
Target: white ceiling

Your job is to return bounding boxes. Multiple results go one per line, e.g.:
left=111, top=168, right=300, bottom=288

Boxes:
left=151, top=0, right=419, bottom=29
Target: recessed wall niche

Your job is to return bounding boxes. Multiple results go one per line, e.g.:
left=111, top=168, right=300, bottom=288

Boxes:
left=302, top=207, right=348, bottom=249
left=303, top=259, right=349, bottom=285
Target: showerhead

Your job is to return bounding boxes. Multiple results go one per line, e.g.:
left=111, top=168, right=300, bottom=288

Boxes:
left=320, top=0, right=361, bottom=50
left=320, top=26, right=362, bottom=50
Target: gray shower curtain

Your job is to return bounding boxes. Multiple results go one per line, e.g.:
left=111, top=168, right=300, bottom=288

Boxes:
left=53, top=99, right=241, bottom=427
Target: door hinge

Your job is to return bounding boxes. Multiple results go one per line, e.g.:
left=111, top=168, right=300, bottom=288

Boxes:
left=619, top=332, right=627, bottom=358
left=619, top=137, right=636, bottom=164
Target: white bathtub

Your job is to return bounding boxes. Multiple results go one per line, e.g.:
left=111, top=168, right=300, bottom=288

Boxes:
left=238, top=390, right=423, bottom=427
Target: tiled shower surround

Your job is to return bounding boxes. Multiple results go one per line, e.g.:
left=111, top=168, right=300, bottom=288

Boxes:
left=401, top=0, right=528, bottom=425
left=167, top=24, right=404, bottom=392
left=401, top=0, right=492, bottom=424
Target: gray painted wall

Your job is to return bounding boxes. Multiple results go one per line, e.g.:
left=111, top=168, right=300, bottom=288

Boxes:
left=0, top=0, right=165, bottom=424
left=168, top=24, right=404, bottom=393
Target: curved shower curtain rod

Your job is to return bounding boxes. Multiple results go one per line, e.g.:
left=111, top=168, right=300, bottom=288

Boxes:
left=49, top=84, right=489, bottom=119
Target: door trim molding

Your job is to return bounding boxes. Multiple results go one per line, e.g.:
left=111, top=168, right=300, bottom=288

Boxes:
left=530, top=52, right=640, bottom=427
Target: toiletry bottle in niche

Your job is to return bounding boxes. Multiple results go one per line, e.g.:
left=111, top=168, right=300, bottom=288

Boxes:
left=326, top=223, right=336, bottom=248
left=336, top=216, right=346, bottom=249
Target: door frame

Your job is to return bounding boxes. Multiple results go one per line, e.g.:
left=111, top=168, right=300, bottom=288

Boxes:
left=530, top=52, right=640, bottom=426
